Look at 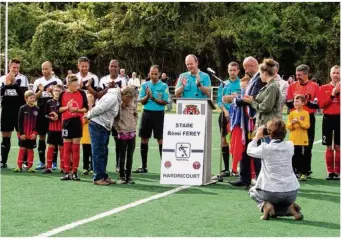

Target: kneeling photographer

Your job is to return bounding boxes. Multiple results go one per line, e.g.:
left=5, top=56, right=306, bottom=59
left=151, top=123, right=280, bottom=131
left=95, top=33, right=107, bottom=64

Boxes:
left=247, top=119, right=303, bottom=220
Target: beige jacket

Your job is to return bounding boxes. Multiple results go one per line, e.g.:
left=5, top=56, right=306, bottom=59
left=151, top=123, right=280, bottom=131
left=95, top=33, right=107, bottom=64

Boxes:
left=114, top=103, right=138, bottom=132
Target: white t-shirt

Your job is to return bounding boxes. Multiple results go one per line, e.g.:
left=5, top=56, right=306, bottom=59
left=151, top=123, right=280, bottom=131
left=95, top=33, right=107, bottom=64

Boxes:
left=128, top=78, right=141, bottom=87
left=76, top=72, right=99, bottom=90
left=33, top=76, right=63, bottom=99
left=98, top=75, right=119, bottom=90
left=117, top=75, right=128, bottom=87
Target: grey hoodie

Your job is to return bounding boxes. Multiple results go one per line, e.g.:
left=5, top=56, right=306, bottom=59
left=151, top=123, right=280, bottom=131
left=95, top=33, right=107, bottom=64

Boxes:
left=86, top=88, right=121, bottom=131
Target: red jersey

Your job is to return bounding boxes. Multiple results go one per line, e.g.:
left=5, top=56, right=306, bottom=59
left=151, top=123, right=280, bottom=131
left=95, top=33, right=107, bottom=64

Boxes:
left=318, top=83, right=340, bottom=115
left=59, top=90, right=88, bottom=121
left=46, top=99, right=62, bottom=131
left=286, top=80, right=320, bottom=114
left=18, top=104, right=39, bottom=137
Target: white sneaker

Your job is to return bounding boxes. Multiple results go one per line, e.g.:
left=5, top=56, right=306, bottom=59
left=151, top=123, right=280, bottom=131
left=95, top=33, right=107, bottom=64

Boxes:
left=251, top=178, right=257, bottom=186
left=23, top=163, right=28, bottom=170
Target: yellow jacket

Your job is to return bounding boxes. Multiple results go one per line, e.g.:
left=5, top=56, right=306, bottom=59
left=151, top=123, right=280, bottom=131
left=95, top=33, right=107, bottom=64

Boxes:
left=81, top=119, right=91, bottom=145
left=286, top=109, right=310, bottom=146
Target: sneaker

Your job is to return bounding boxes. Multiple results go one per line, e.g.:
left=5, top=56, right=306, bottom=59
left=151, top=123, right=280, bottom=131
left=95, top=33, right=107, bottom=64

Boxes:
left=35, top=162, right=46, bottom=170
left=52, top=163, right=57, bottom=170
left=23, top=163, right=28, bottom=169
left=333, top=173, right=340, bottom=180
left=299, top=174, right=307, bottom=181
left=89, top=170, right=94, bottom=175
left=251, top=179, right=257, bottom=186
left=14, top=167, right=22, bottom=172
left=27, top=168, right=36, bottom=173
left=126, top=178, right=135, bottom=184
left=116, top=166, right=120, bottom=172
left=72, top=172, right=81, bottom=181
left=133, top=167, right=148, bottom=173
left=93, top=178, right=109, bottom=186
left=104, top=177, right=116, bottom=184
left=81, top=169, right=89, bottom=175
left=307, top=171, right=313, bottom=179
left=230, top=170, right=239, bottom=177
left=42, top=168, right=52, bottom=174
left=326, top=172, right=335, bottom=180
left=118, top=178, right=127, bottom=184
left=0, top=162, right=8, bottom=169
left=220, top=170, right=230, bottom=177
left=60, top=173, right=71, bottom=180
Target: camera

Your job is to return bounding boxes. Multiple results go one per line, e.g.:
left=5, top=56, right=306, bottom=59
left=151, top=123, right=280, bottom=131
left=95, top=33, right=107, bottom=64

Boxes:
left=263, top=127, right=269, bottom=136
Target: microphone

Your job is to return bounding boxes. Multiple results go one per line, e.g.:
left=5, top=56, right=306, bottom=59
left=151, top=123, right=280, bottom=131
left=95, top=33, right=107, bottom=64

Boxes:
left=207, top=67, right=216, bottom=75
left=207, top=67, right=225, bottom=86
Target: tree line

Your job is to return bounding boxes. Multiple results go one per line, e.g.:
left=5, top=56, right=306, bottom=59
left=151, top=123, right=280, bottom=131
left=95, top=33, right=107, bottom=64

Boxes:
left=0, top=2, right=340, bottom=84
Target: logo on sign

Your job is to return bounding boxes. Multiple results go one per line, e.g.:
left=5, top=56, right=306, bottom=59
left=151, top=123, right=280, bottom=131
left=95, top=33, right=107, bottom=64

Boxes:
left=183, top=105, right=200, bottom=115
left=193, top=161, right=201, bottom=170
left=164, top=161, right=172, bottom=169
left=176, top=143, right=191, bottom=158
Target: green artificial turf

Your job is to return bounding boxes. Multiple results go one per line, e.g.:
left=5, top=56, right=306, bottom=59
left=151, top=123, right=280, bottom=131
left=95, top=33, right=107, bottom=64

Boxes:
left=1, top=113, right=340, bottom=237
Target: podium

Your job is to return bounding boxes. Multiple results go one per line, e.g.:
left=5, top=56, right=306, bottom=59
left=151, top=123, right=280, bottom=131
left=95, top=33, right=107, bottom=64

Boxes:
left=160, top=98, right=216, bottom=186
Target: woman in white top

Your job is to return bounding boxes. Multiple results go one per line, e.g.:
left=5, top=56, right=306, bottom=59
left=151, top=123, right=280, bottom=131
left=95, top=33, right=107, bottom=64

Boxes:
left=247, top=119, right=303, bottom=220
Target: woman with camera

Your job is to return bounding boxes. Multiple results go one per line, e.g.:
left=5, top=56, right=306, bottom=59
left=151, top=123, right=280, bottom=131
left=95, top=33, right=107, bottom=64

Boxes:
left=247, top=119, right=303, bottom=220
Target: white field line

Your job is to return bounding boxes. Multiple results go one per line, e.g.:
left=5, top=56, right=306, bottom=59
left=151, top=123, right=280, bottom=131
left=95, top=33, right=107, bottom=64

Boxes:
left=37, top=185, right=191, bottom=237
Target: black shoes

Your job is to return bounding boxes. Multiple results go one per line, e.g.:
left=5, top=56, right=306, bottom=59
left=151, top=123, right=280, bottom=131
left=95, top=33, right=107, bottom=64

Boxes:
left=133, top=167, right=148, bottom=173
left=0, top=162, right=7, bottom=169
left=228, top=180, right=249, bottom=187
left=72, top=172, right=81, bottom=181
left=60, top=173, right=72, bottom=181
left=42, top=168, right=52, bottom=174
left=326, top=173, right=340, bottom=180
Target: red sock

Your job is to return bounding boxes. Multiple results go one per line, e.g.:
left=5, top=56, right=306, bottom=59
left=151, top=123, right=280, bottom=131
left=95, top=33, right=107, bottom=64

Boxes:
left=47, top=146, right=55, bottom=169
left=72, top=143, right=80, bottom=173
left=63, top=142, right=72, bottom=173
left=335, top=150, right=340, bottom=174
left=17, top=148, right=26, bottom=169
left=27, top=149, right=34, bottom=169
left=59, top=146, right=64, bottom=171
left=250, top=158, right=256, bottom=179
left=325, top=149, right=334, bottom=173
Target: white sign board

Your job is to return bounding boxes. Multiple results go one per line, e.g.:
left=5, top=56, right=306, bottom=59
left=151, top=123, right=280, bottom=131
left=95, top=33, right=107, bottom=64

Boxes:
left=160, top=114, right=206, bottom=185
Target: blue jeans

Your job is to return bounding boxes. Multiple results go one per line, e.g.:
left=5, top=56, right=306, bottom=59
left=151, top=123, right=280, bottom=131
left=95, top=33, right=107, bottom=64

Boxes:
left=89, top=121, right=110, bottom=181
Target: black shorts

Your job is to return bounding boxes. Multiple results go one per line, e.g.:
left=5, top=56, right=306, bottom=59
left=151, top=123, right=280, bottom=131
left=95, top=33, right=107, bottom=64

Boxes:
left=47, top=131, right=64, bottom=146
left=1, top=110, right=19, bottom=132
left=139, top=110, right=164, bottom=140
left=218, top=112, right=228, bottom=137
left=62, top=117, right=83, bottom=139
left=19, top=139, right=37, bottom=149
left=322, top=114, right=340, bottom=146
left=36, top=113, right=49, bottom=135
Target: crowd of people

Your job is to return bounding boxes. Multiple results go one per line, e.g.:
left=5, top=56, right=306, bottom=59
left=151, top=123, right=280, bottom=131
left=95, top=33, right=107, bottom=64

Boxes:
left=0, top=54, right=340, bottom=220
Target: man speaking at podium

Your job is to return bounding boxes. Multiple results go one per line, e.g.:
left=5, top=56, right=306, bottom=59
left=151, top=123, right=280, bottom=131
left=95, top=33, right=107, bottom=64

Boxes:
left=175, top=54, right=211, bottom=98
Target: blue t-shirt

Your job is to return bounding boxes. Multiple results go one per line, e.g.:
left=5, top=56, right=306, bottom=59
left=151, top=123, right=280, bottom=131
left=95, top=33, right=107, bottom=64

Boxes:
left=176, top=71, right=211, bottom=99
left=217, top=78, right=241, bottom=111
left=139, top=80, right=169, bottom=111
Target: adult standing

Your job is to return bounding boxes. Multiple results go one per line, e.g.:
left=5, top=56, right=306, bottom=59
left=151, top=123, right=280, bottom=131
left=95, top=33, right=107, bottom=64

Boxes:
left=228, top=56, right=266, bottom=188
left=274, top=61, right=289, bottom=109
left=76, top=56, right=99, bottom=91
left=85, top=87, right=121, bottom=185
left=243, top=59, right=281, bottom=128
left=117, top=69, right=129, bottom=88
left=286, top=64, right=320, bottom=177
left=133, top=65, right=168, bottom=173
left=217, top=61, right=241, bottom=176
left=175, top=54, right=211, bottom=98
left=128, top=72, right=141, bottom=87
left=319, top=65, right=340, bottom=180
left=0, top=58, right=29, bottom=168
left=33, top=61, right=63, bottom=170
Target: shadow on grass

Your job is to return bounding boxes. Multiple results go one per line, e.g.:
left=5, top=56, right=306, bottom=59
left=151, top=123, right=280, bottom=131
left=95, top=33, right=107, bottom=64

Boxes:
left=273, top=218, right=340, bottom=230
left=298, top=190, right=340, bottom=204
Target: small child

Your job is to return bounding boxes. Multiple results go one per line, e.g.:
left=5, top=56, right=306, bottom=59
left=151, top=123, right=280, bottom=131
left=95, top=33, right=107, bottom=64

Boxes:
left=81, top=93, right=95, bottom=175
left=287, top=94, right=310, bottom=181
left=43, top=85, right=64, bottom=174
left=14, top=90, right=39, bottom=172
left=114, top=86, right=138, bottom=184
left=229, top=76, right=250, bottom=175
